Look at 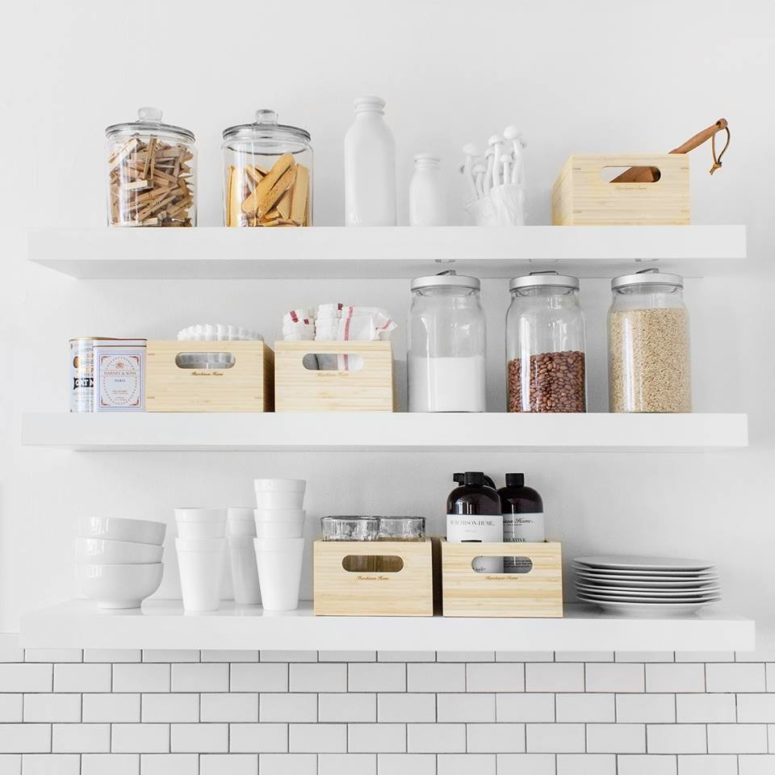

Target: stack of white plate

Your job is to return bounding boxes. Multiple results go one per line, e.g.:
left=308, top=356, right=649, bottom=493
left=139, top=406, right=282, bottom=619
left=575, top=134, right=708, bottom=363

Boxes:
left=574, top=555, right=720, bottom=617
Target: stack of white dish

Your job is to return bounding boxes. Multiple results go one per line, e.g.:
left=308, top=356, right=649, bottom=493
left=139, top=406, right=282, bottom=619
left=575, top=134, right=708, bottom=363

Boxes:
left=227, top=507, right=261, bottom=606
left=175, top=508, right=226, bottom=613
left=76, top=517, right=165, bottom=609
left=253, top=479, right=306, bottom=612
left=574, top=555, right=721, bottom=617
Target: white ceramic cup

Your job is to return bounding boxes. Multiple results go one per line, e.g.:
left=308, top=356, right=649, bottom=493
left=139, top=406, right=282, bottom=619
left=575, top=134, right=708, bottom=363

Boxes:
left=175, top=508, right=226, bottom=539
left=228, top=535, right=261, bottom=605
left=228, top=507, right=257, bottom=538
left=253, top=478, right=306, bottom=493
left=253, top=537, right=305, bottom=612
left=254, top=520, right=304, bottom=539
left=175, top=537, right=226, bottom=613
left=254, top=508, right=305, bottom=523
left=254, top=491, right=305, bottom=510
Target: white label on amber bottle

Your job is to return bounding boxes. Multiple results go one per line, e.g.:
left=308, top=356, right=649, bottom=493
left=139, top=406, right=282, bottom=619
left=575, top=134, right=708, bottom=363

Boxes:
left=503, top=512, right=544, bottom=543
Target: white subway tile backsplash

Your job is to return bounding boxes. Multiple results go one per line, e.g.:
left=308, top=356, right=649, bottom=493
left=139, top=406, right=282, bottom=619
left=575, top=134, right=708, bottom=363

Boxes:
left=556, top=753, right=616, bottom=775
left=170, top=723, right=228, bottom=753
left=289, top=724, right=347, bottom=753
left=139, top=753, right=198, bottom=775
left=466, top=663, right=524, bottom=692
left=0, top=667, right=51, bottom=694
left=83, top=651, right=140, bottom=663
left=112, top=665, right=169, bottom=694
left=466, top=722, right=525, bottom=753
left=142, top=651, right=199, bottom=664
left=81, top=753, right=139, bottom=775
left=407, top=664, right=464, bottom=694
left=496, top=753, right=556, bottom=775
left=377, top=753, right=436, bottom=775
left=351, top=664, right=406, bottom=693
left=497, top=693, right=555, bottom=722
left=585, top=664, right=644, bottom=693
left=229, top=724, right=288, bottom=753
left=436, top=693, right=494, bottom=722
left=706, top=663, right=767, bottom=693
left=676, top=754, right=738, bottom=775
left=319, top=651, right=376, bottom=662
left=21, top=754, right=79, bottom=775
left=52, top=724, right=110, bottom=753
left=318, top=753, right=376, bottom=775
left=24, top=649, right=81, bottom=663
left=526, top=724, right=586, bottom=753
left=378, top=694, right=435, bottom=723
left=141, top=694, right=198, bottom=723
left=290, top=664, right=347, bottom=693
left=616, top=694, right=675, bottom=723
left=739, top=755, right=775, bottom=775
left=407, top=723, right=466, bottom=753
left=739, top=694, right=775, bottom=722
left=23, top=694, right=80, bottom=723
left=526, top=664, right=584, bottom=693
left=261, top=693, right=316, bottom=722
left=0, top=726, right=50, bottom=754
left=707, top=723, right=768, bottom=753
left=319, top=692, right=375, bottom=722
left=84, top=693, right=140, bottom=723
left=0, top=644, right=24, bottom=664
left=615, top=653, right=674, bottom=663
left=437, top=652, right=494, bottom=663
left=0, top=699, right=21, bottom=724
left=377, top=652, right=434, bottom=663
left=348, top=723, right=406, bottom=752
left=111, top=724, right=168, bottom=753
left=617, top=754, right=677, bottom=775
left=201, top=692, right=258, bottom=722
left=200, top=753, right=258, bottom=775
left=201, top=651, right=258, bottom=663
left=259, top=652, right=316, bottom=663
left=230, top=664, right=288, bottom=693
left=171, top=663, right=228, bottom=693
left=676, top=693, right=736, bottom=722
left=675, top=652, right=734, bottom=663
left=496, top=652, right=553, bottom=663
left=54, top=664, right=111, bottom=693
left=586, top=723, right=645, bottom=753
left=647, top=725, right=706, bottom=754
left=646, top=664, right=705, bottom=693
left=555, top=652, right=613, bottom=663
left=259, top=753, right=316, bottom=775
left=555, top=694, right=613, bottom=723
left=437, top=753, right=496, bottom=775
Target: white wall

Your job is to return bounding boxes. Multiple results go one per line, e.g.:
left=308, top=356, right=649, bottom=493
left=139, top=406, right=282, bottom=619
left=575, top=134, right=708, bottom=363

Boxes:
left=1, top=0, right=774, bottom=631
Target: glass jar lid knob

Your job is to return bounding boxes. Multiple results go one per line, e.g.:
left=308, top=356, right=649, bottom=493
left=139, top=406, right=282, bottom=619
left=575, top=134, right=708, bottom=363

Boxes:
left=137, top=107, right=163, bottom=124
left=255, top=109, right=278, bottom=125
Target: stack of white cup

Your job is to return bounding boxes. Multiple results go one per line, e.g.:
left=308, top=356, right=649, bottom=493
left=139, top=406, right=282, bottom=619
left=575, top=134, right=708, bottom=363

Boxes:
left=227, top=508, right=261, bottom=606
left=253, top=479, right=306, bottom=611
left=175, top=508, right=226, bottom=612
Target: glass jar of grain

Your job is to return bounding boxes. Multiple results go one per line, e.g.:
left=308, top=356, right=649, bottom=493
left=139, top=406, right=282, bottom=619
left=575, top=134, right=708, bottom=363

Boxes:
left=506, top=272, right=586, bottom=412
left=608, top=269, right=691, bottom=413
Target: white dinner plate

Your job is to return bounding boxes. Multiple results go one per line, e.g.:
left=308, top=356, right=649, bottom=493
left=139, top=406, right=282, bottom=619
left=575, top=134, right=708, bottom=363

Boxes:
left=572, top=565, right=717, bottom=579
left=574, top=555, right=714, bottom=572
left=577, top=591, right=721, bottom=605
left=575, top=573, right=720, bottom=589
left=577, top=597, right=718, bottom=617
left=576, top=583, right=721, bottom=598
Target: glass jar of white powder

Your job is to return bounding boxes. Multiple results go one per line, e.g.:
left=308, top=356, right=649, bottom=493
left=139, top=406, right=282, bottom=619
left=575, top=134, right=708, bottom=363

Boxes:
left=408, top=271, right=486, bottom=412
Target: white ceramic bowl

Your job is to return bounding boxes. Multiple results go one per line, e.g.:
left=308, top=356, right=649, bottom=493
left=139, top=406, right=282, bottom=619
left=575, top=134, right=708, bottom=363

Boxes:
left=255, top=521, right=304, bottom=539
left=76, top=563, right=163, bottom=609
left=254, top=508, right=305, bottom=523
left=75, top=537, right=163, bottom=565
left=253, top=478, right=306, bottom=493
left=78, top=517, right=166, bottom=546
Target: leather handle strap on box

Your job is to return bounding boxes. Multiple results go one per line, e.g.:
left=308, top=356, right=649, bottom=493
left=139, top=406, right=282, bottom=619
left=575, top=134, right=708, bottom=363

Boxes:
left=612, top=118, right=731, bottom=183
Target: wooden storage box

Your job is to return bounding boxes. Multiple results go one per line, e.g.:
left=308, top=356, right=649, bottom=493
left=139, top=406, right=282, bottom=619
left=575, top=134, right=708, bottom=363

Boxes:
left=145, top=340, right=274, bottom=412
left=441, top=540, right=563, bottom=618
left=552, top=154, right=690, bottom=225
left=314, top=539, right=435, bottom=616
left=274, top=341, right=394, bottom=412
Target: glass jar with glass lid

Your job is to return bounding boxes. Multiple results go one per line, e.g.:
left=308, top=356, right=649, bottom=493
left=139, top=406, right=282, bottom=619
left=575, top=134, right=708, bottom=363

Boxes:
left=408, top=271, right=486, bottom=413
left=222, top=109, right=312, bottom=228
left=506, top=271, right=586, bottom=413
left=105, top=107, right=196, bottom=227
left=608, top=268, right=691, bottom=413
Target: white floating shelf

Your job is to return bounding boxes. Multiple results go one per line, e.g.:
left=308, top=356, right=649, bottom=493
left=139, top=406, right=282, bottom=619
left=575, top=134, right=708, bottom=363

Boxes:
left=21, top=412, right=748, bottom=452
left=20, top=600, right=754, bottom=652
left=28, top=225, right=746, bottom=279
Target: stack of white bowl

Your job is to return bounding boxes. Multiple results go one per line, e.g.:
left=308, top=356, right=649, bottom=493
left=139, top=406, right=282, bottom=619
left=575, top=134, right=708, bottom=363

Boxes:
left=253, top=479, right=306, bottom=611
left=75, top=517, right=165, bottom=609
left=227, top=507, right=261, bottom=606
left=175, top=508, right=226, bottom=612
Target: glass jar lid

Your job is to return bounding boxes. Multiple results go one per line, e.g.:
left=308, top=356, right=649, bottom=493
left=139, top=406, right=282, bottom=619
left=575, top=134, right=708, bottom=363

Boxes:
left=105, top=107, right=195, bottom=142
left=509, top=271, right=579, bottom=291
left=222, top=109, right=311, bottom=144
left=411, top=270, right=480, bottom=292
left=611, top=268, right=684, bottom=290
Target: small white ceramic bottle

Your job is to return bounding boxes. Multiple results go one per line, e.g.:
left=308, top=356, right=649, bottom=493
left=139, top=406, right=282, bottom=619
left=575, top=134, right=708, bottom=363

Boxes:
left=409, top=154, right=446, bottom=226
left=344, top=96, right=397, bottom=226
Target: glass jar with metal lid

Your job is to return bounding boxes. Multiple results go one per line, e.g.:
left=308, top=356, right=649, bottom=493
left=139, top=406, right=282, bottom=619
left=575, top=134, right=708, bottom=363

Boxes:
left=222, top=109, right=312, bottom=228
left=106, top=107, right=196, bottom=227
left=506, top=271, right=586, bottom=413
left=608, top=268, right=691, bottom=413
left=408, top=271, right=486, bottom=412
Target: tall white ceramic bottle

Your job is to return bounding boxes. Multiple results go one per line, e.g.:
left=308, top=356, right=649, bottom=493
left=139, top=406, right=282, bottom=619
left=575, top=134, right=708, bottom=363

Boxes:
left=344, top=96, right=397, bottom=226
left=409, top=154, right=446, bottom=226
